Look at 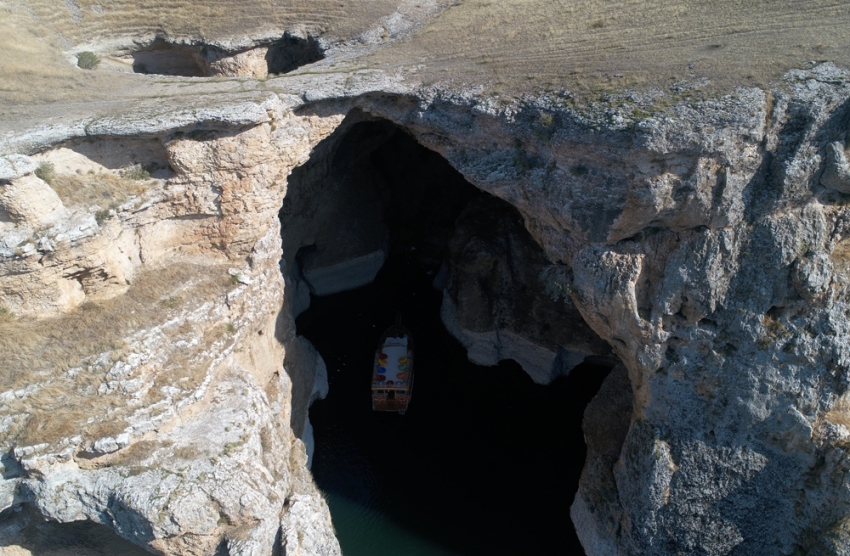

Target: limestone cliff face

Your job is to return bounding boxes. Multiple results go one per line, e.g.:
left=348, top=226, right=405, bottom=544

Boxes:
left=2, top=57, right=850, bottom=556
left=357, top=64, right=850, bottom=554
left=0, top=108, right=344, bottom=555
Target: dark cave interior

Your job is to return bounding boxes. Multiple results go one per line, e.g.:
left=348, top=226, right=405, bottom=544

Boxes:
left=281, top=115, right=618, bottom=555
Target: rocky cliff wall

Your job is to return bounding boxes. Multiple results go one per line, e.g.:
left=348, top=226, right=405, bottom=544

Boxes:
left=0, top=106, right=345, bottom=555
left=1, top=57, right=850, bottom=555
left=357, top=65, right=850, bottom=554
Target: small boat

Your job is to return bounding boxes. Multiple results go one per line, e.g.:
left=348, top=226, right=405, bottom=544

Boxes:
left=372, top=313, right=414, bottom=414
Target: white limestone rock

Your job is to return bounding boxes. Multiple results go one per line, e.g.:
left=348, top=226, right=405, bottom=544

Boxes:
left=0, top=175, right=67, bottom=228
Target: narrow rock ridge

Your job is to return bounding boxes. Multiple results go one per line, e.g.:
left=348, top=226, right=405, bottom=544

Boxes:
left=1, top=61, right=850, bottom=554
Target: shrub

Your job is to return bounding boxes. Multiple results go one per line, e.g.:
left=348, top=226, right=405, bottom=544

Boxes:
left=0, top=307, right=14, bottom=322
left=95, top=209, right=112, bottom=225
left=158, top=296, right=181, bottom=309
left=76, top=51, right=100, bottom=70
left=34, top=162, right=55, bottom=184
left=120, top=164, right=151, bottom=181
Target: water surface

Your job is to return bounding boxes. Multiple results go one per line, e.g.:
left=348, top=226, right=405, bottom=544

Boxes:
left=297, top=258, right=609, bottom=555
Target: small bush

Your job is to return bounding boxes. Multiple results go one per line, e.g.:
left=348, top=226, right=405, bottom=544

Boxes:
left=512, top=150, right=532, bottom=171
left=120, top=164, right=151, bottom=181
left=0, top=307, right=14, bottom=322
left=34, top=162, right=56, bottom=184
left=532, top=112, right=556, bottom=141
left=95, top=209, right=112, bottom=225
left=76, top=51, right=100, bottom=70
left=158, top=296, right=181, bottom=309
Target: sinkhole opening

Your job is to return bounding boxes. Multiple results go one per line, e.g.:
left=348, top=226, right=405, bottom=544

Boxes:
left=279, top=112, right=620, bottom=555
left=126, top=35, right=323, bottom=77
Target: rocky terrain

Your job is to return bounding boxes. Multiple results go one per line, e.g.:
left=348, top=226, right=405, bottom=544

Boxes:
left=2, top=1, right=850, bottom=555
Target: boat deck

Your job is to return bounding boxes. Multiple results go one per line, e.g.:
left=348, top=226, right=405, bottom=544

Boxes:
left=372, top=328, right=413, bottom=413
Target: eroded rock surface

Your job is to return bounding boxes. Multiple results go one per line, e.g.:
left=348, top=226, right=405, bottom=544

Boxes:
left=441, top=195, right=612, bottom=383
left=0, top=107, right=344, bottom=555
left=356, top=63, right=850, bottom=554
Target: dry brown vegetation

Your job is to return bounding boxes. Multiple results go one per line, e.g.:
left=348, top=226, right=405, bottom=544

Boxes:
left=0, top=0, right=402, bottom=107
left=0, top=263, right=234, bottom=446
left=18, top=0, right=402, bottom=47
left=1, top=0, right=848, bottom=117
left=365, top=0, right=850, bottom=97
left=48, top=172, right=152, bottom=209
left=827, top=394, right=850, bottom=429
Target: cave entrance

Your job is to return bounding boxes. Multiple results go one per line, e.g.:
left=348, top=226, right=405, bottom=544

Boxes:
left=126, top=35, right=324, bottom=77
left=280, top=114, right=616, bottom=555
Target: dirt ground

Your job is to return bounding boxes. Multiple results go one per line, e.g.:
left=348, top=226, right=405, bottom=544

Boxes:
left=0, top=0, right=403, bottom=106
left=365, top=0, right=850, bottom=95
left=2, top=0, right=849, bottom=113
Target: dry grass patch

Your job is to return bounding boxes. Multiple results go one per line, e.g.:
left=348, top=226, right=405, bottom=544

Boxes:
left=0, top=0, right=402, bottom=108
left=367, top=0, right=850, bottom=97
left=0, top=307, right=14, bottom=323
left=144, top=323, right=228, bottom=406
left=827, top=394, right=850, bottom=430
left=832, top=238, right=850, bottom=302
left=0, top=262, right=234, bottom=446
left=49, top=171, right=152, bottom=210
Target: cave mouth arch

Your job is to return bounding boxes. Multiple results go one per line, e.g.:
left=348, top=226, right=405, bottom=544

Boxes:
left=279, top=112, right=618, bottom=555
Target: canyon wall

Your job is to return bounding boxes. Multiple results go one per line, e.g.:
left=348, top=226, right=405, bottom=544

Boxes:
left=1, top=24, right=850, bottom=553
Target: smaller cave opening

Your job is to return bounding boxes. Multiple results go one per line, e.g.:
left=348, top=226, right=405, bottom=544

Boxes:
left=280, top=112, right=620, bottom=555
left=0, top=505, right=150, bottom=555
left=129, top=40, right=206, bottom=76
left=127, top=35, right=324, bottom=77
left=265, top=35, right=324, bottom=75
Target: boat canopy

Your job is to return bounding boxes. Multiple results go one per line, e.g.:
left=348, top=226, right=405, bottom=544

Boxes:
left=373, top=335, right=410, bottom=389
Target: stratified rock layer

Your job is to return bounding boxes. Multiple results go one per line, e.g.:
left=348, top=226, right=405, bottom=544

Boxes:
left=1, top=107, right=345, bottom=555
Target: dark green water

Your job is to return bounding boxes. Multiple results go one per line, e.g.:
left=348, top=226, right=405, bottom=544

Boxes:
left=296, top=258, right=611, bottom=556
